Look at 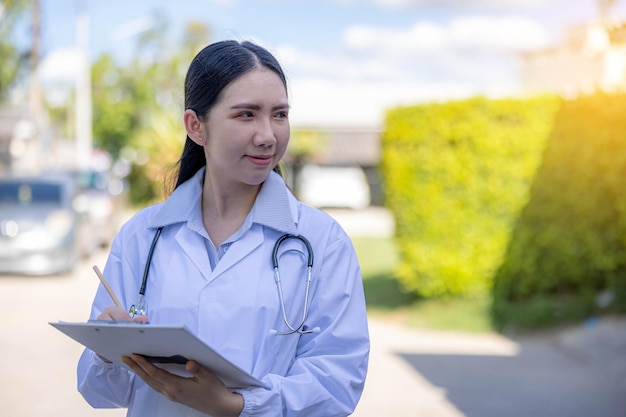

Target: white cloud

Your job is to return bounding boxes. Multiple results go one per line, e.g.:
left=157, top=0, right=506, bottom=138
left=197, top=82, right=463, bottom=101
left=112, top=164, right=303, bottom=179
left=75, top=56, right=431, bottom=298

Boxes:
left=39, top=48, right=85, bottom=106
left=278, top=13, right=549, bottom=127
left=280, top=14, right=550, bottom=88
left=277, top=44, right=412, bottom=83
left=343, top=15, right=551, bottom=55
left=288, top=77, right=521, bottom=128
left=112, top=16, right=155, bottom=41
left=448, top=15, right=551, bottom=51
left=344, top=22, right=447, bottom=54
left=40, top=48, right=83, bottom=83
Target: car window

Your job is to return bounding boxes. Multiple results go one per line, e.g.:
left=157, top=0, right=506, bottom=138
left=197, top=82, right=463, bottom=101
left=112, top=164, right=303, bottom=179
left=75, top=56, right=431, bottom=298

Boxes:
left=75, top=170, right=108, bottom=191
left=0, top=183, right=63, bottom=205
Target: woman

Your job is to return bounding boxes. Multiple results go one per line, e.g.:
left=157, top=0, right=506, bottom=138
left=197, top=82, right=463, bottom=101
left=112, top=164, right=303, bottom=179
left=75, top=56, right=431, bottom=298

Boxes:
left=77, top=40, right=370, bottom=417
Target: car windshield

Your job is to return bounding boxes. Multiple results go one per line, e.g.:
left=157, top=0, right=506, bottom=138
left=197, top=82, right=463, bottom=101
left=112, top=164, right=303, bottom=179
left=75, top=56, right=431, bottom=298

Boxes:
left=0, top=182, right=63, bottom=205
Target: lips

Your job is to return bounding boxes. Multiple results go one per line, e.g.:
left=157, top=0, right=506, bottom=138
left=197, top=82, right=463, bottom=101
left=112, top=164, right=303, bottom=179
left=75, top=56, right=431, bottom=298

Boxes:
left=246, top=154, right=273, bottom=166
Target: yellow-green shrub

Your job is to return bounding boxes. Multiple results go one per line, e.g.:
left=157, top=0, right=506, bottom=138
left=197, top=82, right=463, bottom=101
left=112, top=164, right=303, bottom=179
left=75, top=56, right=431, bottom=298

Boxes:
left=381, top=96, right=561, bottom=298
left=492, top=92, right=626, bottom=330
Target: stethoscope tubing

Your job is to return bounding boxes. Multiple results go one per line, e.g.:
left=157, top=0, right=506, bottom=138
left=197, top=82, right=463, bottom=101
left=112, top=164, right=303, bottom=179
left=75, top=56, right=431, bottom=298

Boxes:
left=130, top=226, right=162, bottom=318
left=141, top=226, right=163, bottom=296
left=272, top=234, right=315, bottom=335
left=272, top=233, right=313, bottom=268
left=134, top=228, right=315, bottom=334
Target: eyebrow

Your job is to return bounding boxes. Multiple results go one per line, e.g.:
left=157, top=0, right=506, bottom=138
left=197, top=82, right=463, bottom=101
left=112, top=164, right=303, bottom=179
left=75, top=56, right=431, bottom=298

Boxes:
left=230, top=103, right=290, bottom=111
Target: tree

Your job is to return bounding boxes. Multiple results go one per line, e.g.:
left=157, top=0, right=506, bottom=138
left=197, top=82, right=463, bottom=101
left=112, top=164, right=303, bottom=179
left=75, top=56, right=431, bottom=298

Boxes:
left=0, top=0, right=30, bottom=103
left=89, top=17, right=212, bottom=204
left=91, top=53, right=151, bottom=159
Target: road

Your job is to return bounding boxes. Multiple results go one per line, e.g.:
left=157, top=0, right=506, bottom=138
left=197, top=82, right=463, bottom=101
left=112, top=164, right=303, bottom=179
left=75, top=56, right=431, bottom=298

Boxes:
left=0, top=249, right=125, bottom=417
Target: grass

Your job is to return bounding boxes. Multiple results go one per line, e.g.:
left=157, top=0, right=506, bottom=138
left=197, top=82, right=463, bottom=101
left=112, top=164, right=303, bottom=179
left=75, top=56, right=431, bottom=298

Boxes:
left=352, top=237, right=495, bottom=333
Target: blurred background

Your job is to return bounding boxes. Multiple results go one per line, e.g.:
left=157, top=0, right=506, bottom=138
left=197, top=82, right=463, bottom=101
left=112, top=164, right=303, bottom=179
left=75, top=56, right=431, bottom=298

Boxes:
left=2, top=0, right=626, bottom=416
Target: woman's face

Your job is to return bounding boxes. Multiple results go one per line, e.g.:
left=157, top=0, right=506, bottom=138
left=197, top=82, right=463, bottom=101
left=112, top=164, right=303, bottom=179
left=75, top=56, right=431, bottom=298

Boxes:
left=202, top=66, right=290, bottom=188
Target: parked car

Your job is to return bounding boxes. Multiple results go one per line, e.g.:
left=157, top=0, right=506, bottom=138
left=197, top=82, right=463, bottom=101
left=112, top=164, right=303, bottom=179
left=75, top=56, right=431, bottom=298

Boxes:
left=0, top=176, right=94, bottom=275
left=68, top=168, right=121, bottom=248
left=44, top=168, right=122, bottom=248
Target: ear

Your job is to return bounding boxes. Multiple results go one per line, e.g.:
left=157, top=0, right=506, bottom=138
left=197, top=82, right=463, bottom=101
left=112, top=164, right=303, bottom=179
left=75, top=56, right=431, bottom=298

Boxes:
left=184, top=109, right=206, bottom=146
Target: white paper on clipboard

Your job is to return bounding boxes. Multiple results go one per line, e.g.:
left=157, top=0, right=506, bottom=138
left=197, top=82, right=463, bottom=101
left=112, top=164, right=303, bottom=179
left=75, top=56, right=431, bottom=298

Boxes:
left=50, top=321, right=266, bottom=389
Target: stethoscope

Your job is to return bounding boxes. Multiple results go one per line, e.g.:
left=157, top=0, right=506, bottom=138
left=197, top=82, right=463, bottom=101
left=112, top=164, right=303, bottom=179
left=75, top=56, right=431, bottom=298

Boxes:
left=271, top=233, right=315, bottom=335
left=130, top=227, right=316, bottom=336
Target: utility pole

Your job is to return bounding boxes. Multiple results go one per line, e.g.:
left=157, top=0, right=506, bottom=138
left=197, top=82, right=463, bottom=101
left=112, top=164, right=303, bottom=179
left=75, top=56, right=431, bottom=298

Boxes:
left=29, top=0, right=44, bottom=170
left=29, top=0, right=42, bottom=118
left=75, top=0, right=92, bottom=168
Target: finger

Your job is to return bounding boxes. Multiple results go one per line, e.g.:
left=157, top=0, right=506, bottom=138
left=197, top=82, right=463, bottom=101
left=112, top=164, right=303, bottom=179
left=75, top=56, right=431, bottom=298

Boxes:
left=98, top=306, right=133, bottom=321
left=124, top=355, right=194, bottom=404
left=185, top=360, right=200, bottom=375
left=184, top=360, right=225, bottom=388
left=122, top=355, right=166, bottom=391
left=127, top=354, right=188, bottom=385
left=132, top=315, right=150, bottom=323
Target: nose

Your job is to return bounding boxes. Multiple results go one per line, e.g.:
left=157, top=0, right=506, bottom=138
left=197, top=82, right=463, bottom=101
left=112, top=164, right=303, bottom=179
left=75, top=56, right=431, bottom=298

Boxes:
left=254, top=118, right=277, bottom=147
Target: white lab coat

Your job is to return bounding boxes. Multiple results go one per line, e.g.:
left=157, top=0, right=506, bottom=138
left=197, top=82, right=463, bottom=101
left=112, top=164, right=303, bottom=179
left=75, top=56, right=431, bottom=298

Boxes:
left=77, top=169, right=370, bottom=417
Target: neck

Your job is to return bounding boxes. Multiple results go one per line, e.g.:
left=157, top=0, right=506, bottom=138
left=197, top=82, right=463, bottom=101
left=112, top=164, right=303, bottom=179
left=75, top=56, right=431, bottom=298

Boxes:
left=200, top=174, right=261, bottom=247
left=202, top=174, right=260, bottom=216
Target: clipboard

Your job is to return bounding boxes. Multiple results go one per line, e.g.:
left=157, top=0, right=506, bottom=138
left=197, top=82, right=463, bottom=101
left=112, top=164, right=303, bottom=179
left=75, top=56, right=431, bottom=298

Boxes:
left=50, top=321, right=266, bottom=389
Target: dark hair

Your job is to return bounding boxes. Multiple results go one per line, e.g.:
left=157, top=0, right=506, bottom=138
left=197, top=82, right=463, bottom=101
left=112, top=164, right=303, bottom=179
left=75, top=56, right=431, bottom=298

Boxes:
left=171, top=40, right=288, bottom=191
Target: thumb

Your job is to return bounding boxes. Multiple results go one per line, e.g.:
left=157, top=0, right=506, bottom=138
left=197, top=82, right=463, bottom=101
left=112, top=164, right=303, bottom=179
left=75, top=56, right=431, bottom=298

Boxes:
left=185, top=360, right=201, bottom=376
left=185, top=361, right=223, bottom=385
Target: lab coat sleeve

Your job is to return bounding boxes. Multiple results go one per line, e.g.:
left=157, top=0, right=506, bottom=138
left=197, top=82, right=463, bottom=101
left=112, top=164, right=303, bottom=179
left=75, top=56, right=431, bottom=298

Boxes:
left=77, top=350, right=135, bottom=408
left=236, top=230, right=370, bottom=417
left=76, top=225, right=141, bottom=408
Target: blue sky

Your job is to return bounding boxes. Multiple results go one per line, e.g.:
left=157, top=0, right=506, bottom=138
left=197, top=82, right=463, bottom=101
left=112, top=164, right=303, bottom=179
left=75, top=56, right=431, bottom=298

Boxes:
left=16, top=0, right=626, bottom=127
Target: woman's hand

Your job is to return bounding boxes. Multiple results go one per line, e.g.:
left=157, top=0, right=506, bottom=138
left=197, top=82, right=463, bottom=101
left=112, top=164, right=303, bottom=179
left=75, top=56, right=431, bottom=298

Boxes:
left=97, top=306, right=149, bottom=323
left=122, top=355, right=244, bottom=417
left=95, top=306, right=149, bottom=362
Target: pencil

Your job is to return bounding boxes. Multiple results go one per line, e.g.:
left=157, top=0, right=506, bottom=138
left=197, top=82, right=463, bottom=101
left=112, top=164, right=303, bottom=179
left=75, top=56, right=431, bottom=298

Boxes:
left=92, top=265, right=123, bottom=308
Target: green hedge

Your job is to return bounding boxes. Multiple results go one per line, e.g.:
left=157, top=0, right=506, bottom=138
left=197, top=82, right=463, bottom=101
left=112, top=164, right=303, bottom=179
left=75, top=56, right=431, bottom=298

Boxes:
left=381, top=96, right=561, bottom=298
left=492, top=92, right=626, bottom=331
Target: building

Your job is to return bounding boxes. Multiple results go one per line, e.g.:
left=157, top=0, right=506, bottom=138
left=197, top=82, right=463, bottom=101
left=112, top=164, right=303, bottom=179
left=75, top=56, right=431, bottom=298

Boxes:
left=284, top=126, right=383, bottom=208
left=521, top=19, right=626, bottom=96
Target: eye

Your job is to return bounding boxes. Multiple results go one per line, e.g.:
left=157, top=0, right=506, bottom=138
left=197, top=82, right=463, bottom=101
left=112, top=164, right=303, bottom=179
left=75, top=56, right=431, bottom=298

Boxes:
left=238, top=111, right=254, bottom=118
left=274, top=111, right=288, bottom=119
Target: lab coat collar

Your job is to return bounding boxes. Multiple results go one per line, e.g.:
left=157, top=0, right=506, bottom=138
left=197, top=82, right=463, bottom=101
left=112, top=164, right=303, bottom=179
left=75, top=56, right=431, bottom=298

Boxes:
left=252, top=169, right=298, bottom=234
left=149, top=167, right=298, bottom=235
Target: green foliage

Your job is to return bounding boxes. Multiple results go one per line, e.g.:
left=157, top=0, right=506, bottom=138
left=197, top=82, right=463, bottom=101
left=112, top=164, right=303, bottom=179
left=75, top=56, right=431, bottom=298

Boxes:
left=353, top=236, right=418, bottom=311
left=88, top=19, right=211, bottom=205
left=287, top=130, right=327, bottom=161
left=0, top=42, right=21, bottom=101
left=354, top=237, right=491, bottom=332
left=404, top=296, right=493, bottom=333
left=381, top=96, right=561, bottom=299
left=131, top=109, right=185, bottom=204
left=91, top=54, right=147, bottom=159
left=0, top=0, right=29, bottom=102
left=492, top=92, right=626, bottom=331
